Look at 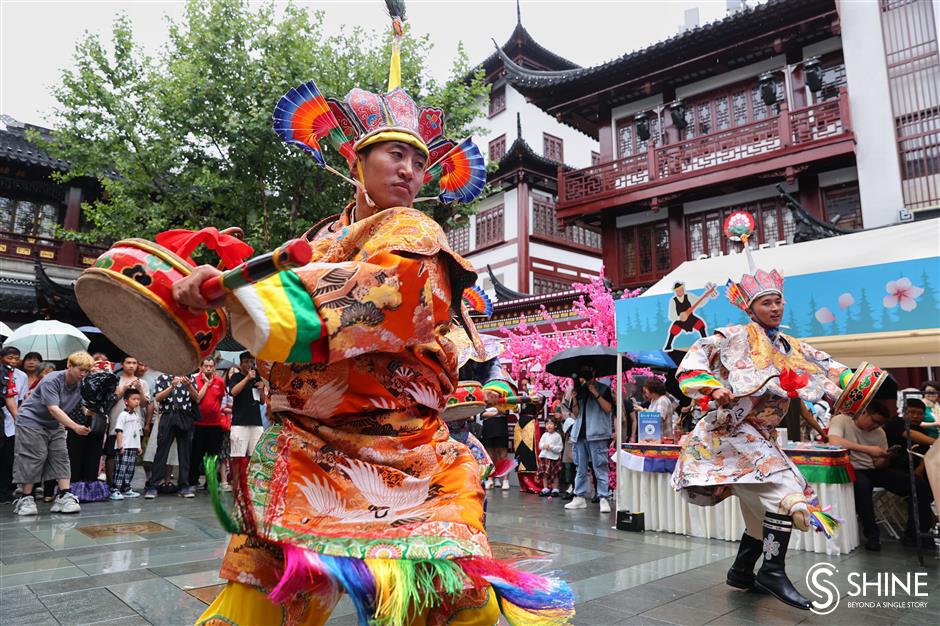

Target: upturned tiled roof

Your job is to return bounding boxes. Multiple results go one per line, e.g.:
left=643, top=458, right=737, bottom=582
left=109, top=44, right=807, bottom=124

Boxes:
left=0, top=116, right=69, bottom=171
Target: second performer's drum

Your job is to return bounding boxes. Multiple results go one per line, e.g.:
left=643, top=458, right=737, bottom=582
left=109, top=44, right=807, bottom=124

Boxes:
left=442, top=380, right=486, bottom=422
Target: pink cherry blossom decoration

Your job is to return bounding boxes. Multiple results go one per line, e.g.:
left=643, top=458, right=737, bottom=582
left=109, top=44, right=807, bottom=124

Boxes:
left=837, top=293, right=854, bottom=310
left=815, top=307, right=836, bottom=324
left=883, top=277, right=924, bottom=312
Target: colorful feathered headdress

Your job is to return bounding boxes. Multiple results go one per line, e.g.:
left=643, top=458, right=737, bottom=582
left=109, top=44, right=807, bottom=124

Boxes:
left=272, top=0, right=485, bottom=205
left=722, top=210, right=784, bottom=311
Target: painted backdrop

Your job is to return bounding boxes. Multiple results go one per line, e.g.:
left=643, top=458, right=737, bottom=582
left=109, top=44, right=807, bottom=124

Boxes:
left=616, top=257, right=940, bottom=353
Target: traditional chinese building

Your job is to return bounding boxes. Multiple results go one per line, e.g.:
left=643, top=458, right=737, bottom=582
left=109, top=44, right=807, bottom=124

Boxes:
left=498, top=0, right=940, bottom=290
left=0, top=115, right=105, bottom=325
left=450, top=7, right=603, bottom=301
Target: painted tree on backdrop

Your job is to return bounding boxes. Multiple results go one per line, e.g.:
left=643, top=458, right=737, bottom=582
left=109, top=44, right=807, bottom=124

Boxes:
left=499, top=272, right=651, bottom=397
left=34, top=0, right=489, bottom=251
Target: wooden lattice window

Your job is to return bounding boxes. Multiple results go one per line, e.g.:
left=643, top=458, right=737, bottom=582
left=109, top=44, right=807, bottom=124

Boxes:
left=446, top=225, right=470, bottom=254
left=687, top=198, right=792, bottom=260
left=621, top=221, right=670, bottom=283
left=476, top=205, right=504, bottom=248
left=488, top=135, right=506, bottom=163
left=616, top=114, right=660, bottom=157
left=823, top=183, right=864, bottom=231
left=681, top=79, right=783, bottom=140
left=543, top=133, right=564, bottom=162
left=0, top=197, right=59, bottom=237
left=489, top=85, right=506, bottom=117
left=533, top=274, right=573, bottom=295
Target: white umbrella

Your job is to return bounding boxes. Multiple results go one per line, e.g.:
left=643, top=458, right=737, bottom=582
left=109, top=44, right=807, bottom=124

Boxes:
left=3, top=320, right=90, bottom=360
left=0, top=322, right=13, bottom=339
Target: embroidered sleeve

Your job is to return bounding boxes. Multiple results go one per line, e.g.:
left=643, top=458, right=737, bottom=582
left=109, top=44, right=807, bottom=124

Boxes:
left=676, top=334, right=724, bottom=397
left=229, top=251, right=451, bottom=365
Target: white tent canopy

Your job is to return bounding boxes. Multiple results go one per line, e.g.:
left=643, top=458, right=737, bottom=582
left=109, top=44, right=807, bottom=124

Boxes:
left=645, top=218, right=940, bottom=296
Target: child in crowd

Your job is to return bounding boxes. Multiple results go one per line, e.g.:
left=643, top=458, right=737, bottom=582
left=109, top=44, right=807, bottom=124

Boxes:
left=537, top=418, right=563, bottom=497
left=111, top=388, right=143, bottom=500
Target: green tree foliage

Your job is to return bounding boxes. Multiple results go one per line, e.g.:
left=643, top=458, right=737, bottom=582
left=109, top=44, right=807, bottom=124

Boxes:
left=37, top=0, right=489, bottom=250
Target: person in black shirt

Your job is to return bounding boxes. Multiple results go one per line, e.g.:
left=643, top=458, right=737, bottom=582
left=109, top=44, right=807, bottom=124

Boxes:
left=884, top=398, right=936, bottom=473
left=228, top=352, right=266, bottom=460
left=882, top=397, right=936, bottom=545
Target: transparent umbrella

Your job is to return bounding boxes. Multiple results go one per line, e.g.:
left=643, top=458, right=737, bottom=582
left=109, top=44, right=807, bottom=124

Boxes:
left=3, top=320, right=90, bottom=361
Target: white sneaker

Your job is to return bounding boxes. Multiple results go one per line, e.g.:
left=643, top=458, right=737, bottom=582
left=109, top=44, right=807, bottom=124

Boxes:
left=51, top=491, right=81, bottom=514
left=123, top=490, right=141, bottom=498
left=484, top=479, right=493, bottom=490
left=501, top=478, right=511, bottom=491
left=109, top=490, right=125, bottom=501
left=221, top=483, right=232, bottom=492
left=564, top=496, right=587, bottom=510
left=599, top=498, right=611, bottom=513
left=13, top=495, right=38, bottom=516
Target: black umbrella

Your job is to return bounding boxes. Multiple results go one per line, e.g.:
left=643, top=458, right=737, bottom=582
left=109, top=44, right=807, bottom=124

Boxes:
left=545, top=346, right=633, bottom=379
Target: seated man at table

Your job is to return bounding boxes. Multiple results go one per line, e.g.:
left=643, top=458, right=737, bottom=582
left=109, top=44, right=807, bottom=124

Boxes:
left=828, top=402, right=934, bottom=550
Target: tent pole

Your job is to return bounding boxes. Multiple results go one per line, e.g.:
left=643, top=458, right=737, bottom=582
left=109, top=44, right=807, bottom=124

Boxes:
left=615, top=352, right=623, bottom=521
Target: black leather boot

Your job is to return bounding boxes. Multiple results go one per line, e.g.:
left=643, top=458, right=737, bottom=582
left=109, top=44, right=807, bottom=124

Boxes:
left=754, top=512, right=811, bottom=610
left=726, top=532, right=763, bottom=590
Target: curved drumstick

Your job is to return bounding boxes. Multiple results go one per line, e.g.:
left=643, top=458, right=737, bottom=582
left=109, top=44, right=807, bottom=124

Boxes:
left=199, top=238, right=312, bottom=302
left=700, top=375, right=780, bottom=411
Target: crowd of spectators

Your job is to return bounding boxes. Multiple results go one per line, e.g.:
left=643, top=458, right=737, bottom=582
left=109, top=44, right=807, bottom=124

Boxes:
left=0, top=346, right=267, bottom=516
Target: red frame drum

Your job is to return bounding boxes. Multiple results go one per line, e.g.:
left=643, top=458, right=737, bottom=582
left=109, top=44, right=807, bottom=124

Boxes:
left=75, top=238, right=228, bottom=374
left=832, top=361, right=888, bottom=416
left=442, top=380, right=486, bottom=422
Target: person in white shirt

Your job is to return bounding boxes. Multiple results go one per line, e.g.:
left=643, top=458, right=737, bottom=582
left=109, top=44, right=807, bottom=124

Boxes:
left=537, top=419, right=564, bottom=497
left=105, top=356, right=150, bottom=487
left=111, top=388, right=144, bottom=499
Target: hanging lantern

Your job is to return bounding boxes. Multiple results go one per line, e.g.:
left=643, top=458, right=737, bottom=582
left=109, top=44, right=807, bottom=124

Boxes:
left=636, top=112, right=651, bottom=141
left=670, top=100, right=688, bottom=130
left=804, top=57, right=823, bottom=93
left=759, top=72, right=778, bottom=106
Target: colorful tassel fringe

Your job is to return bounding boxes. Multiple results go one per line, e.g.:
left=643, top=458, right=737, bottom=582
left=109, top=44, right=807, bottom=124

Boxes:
left=205, top=456, right=574, bottom=624
left=808, top=505, right=842, bottom=539
left=204, top=455, right=239, bottom=533
left=266, top=544, right=574, bottom=626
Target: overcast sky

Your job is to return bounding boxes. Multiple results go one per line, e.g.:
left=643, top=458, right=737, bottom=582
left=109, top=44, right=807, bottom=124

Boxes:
left=1, top=0, right=734, bottom=127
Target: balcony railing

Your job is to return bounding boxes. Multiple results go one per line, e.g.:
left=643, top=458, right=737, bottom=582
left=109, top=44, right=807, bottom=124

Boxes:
left=0, top=230, right=107, bottom=268
left=532, top=200, right=602, bottom=250
left=559, top=91, right=852, bottom=208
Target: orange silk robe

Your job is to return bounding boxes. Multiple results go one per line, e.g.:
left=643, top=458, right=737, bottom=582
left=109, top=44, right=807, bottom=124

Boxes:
left=220, top=206, right=488, bottom=588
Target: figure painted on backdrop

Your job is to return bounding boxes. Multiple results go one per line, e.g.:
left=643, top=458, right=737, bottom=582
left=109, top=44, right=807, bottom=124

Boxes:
left=663, top=281, right=716, bottom=351
left=161, top=4, right=574, bottom=624
left=671, top=251, right=883, bottom=611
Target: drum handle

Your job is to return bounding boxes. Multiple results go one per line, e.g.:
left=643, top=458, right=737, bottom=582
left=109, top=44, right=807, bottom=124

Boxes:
left=200, top=238, right=312, bottom=302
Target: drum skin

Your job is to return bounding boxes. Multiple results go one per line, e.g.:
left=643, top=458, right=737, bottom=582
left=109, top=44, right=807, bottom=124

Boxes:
left=441, top=380, right=486, bottom=422
left=75, top=238, right=228, bottom=374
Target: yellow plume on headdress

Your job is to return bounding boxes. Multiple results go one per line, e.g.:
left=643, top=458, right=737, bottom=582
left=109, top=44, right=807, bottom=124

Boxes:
left=385, top=0, right=406, bottom=91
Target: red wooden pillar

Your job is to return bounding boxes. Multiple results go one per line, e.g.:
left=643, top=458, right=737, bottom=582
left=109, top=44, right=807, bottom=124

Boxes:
left=59, top=186, right=82, bottom=266
left=516, top=177, right=530, bottom=293
left=668, top=203, right=687, bottom=270
left=601, top=212, right=620, bottom=288
left=598, top=120, right=613, bottom=162
left=798, top=174, right=823, bottom=220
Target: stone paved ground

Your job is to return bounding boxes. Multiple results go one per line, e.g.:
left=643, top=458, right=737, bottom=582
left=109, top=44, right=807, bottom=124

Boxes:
left=1, top=476, right=937, bottom=625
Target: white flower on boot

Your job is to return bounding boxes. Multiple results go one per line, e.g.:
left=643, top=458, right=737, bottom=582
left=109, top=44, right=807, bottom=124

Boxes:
left=762, top=533, right=780, bottom=560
